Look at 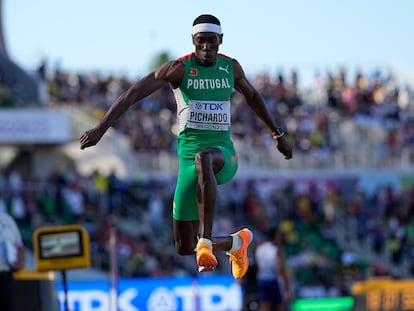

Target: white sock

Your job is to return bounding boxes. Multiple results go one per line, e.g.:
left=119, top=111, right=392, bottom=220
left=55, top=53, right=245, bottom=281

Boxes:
left=197, top=238, right=213, bottom=250
left=228, top=233, right=242, bottom=253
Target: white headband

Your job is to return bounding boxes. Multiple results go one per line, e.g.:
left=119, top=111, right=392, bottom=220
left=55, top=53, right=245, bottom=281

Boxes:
left=192, top=23, right=222, bottom=35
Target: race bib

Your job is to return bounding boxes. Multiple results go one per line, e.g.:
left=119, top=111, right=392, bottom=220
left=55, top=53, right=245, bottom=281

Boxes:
left=184, top=100, right=231, bottom=131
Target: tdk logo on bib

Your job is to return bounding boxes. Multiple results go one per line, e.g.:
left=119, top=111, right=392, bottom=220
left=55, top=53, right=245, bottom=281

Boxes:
left=195, top=102, right=224, bottom=111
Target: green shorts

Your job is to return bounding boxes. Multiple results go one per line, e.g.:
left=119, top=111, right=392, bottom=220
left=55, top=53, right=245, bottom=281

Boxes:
left=173, top=146, right=238, bottom=221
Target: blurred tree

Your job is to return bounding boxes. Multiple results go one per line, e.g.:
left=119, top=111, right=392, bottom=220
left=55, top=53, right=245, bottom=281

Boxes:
left=149, top=51, right=172, bottom=71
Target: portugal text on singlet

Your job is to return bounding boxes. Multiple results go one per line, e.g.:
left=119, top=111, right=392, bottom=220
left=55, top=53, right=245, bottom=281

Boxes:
left=186, top=78, right=231, bottom=90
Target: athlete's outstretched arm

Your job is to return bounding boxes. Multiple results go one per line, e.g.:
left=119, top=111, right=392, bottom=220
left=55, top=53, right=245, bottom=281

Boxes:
left=233, top=59, right=292, bottom=159
left=80, top=61, right=184, bottom=149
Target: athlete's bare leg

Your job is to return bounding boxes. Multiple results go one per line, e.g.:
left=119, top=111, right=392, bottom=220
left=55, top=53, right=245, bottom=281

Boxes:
left=259, top=302, right=285, bottom=311
left=195, top=148, right=224, bottom=240
left=258, top=301, right=271, bottom=311
left=173, top=219, right=199, bottom=255
left=173, top=148, right=234, bottom=269
left=172, top=219, right=232, bottom=255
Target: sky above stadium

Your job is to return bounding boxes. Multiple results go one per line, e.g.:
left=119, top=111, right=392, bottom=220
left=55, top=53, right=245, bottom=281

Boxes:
left=3, top=0, right=414, bottom=86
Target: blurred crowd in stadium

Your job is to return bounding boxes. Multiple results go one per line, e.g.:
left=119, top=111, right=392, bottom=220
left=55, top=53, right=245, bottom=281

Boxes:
left=1, top=64, right=414, bottom=298
left=40, top=64, right=414, bottom=155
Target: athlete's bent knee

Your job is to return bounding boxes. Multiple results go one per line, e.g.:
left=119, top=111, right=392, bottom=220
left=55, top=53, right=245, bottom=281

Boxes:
left=195, top=149, right=225, bottom=175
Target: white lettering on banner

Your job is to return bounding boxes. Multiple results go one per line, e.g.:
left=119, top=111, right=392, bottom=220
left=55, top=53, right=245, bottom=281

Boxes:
left=119, top=289, right=140, bottom=311
left=174, top=284, right=241, bottom=311
left=0, top=109, right=71, bottom=142
left=200, top=284, right=242, bottom=310
left=173, top=287, right=193, bottom=311
left=60, top=290, right=108, bottom=311
left=0, top=121, right=48, bottom=135
left=59, top=289, right=139, bottom=311
left=147, top=287, right=177, bottom=311
left=58, top=283, right=241, bottom=311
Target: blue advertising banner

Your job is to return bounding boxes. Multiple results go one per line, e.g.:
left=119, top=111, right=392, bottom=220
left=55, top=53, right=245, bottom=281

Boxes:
left=56, top=275, right=242, bottom=311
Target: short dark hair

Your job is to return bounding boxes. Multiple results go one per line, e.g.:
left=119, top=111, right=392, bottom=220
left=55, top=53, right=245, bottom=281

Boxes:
left=193, top=14, right=221, bottom=26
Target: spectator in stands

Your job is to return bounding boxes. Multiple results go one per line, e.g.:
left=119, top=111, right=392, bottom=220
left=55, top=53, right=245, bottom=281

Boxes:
left=255, top=226, right=292, bottom=311
left=0, top=210, right=25, bottom=311
left=79, top=13, right=292, bottom=279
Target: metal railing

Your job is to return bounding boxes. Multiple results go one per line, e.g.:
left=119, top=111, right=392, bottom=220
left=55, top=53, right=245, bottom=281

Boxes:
left=56, top=104, right=414, bottom=178
left=127, top=145, right=414, bottom=178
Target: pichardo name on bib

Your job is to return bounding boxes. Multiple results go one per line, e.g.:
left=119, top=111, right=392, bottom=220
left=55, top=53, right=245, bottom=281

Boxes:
left=186, top=100, right=231, bottom=131
left=190, top=111, right=228, bottom=123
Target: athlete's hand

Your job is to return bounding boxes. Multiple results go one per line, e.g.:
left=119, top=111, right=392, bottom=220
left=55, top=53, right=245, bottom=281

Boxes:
left=274, top=136, right=293, bottom=159
left=80, top=126, right=106, bottom=150
left=284, top=285, right=293, bottom=303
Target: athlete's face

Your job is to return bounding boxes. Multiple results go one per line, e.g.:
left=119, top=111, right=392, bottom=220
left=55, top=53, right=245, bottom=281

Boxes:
left=192, top=32, right=222, bottom=66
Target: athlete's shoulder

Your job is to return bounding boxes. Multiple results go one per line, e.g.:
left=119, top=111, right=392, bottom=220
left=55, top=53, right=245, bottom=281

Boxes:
left=154, top=60, right=185, bottom=83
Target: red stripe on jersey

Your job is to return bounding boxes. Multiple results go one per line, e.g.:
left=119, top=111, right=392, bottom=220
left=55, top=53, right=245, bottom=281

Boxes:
left=178, top=53, right=195, bottom=61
